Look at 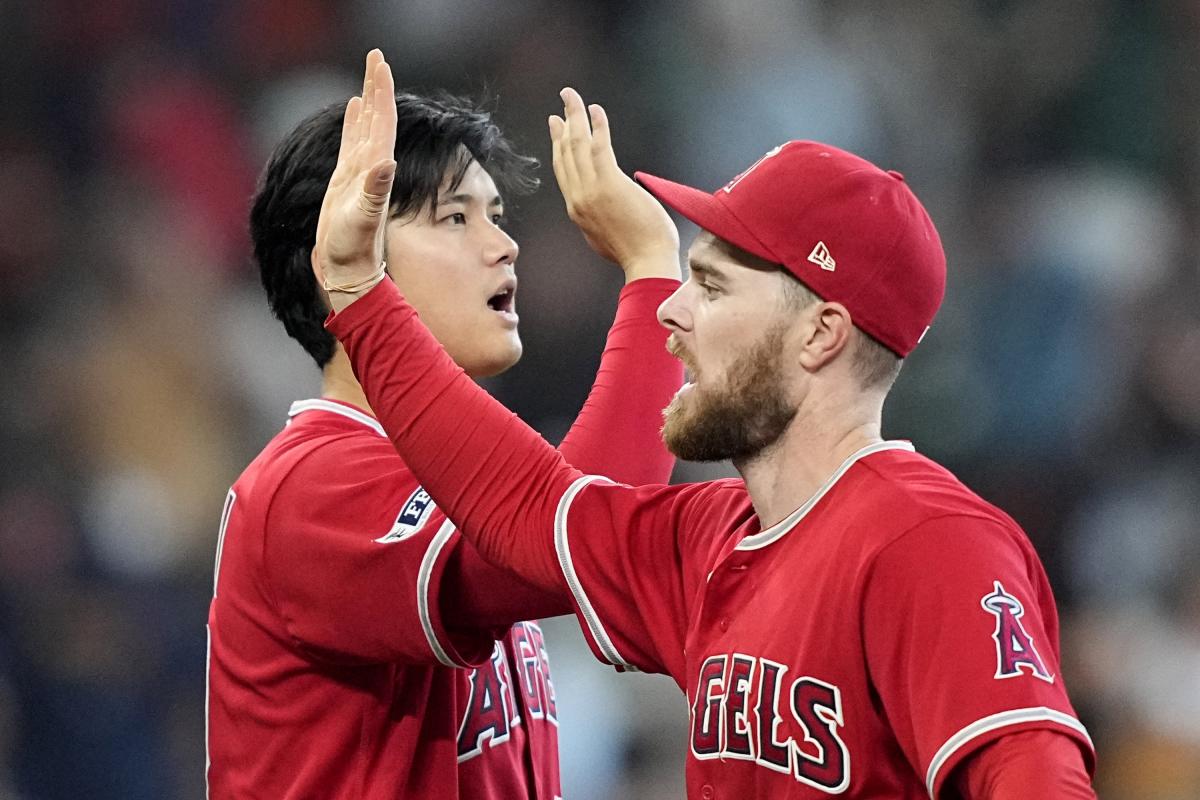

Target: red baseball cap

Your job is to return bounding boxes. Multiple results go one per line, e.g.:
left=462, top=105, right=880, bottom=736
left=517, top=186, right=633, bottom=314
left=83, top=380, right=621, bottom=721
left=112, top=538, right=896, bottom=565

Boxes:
left=635, top=141, right=946, bottom=357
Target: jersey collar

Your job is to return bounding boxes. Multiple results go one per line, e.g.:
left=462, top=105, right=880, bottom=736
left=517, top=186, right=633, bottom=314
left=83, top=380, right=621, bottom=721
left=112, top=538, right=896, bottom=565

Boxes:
left=287, top=399, right=387, bottom=438
left=735, top=439, right=915, bottom=551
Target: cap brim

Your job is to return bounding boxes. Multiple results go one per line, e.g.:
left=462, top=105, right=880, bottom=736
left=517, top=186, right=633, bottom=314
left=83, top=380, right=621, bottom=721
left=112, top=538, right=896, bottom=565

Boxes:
left=634, top=171, right=779, bottom=264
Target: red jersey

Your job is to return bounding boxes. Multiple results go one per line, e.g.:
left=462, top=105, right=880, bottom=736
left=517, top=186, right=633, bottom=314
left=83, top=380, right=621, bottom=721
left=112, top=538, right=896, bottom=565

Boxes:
left=325, top=279, right=1098, bottom=799
left=206, top=279, right=682, bottom=799
left=553, top=444, right=1095, bottom=797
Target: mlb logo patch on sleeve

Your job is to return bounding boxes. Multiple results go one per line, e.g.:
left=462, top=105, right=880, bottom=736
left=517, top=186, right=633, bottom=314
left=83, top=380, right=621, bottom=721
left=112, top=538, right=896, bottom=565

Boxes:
left=375, top=487, right=437, bottom=543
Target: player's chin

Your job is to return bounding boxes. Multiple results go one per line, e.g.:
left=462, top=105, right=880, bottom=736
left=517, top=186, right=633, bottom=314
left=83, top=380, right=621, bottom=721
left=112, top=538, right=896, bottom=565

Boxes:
left=669, top=381, right=699, bottom=410
left=467, top=334, right=523, bottom=378
left=661, top=386, right=693, bottom=427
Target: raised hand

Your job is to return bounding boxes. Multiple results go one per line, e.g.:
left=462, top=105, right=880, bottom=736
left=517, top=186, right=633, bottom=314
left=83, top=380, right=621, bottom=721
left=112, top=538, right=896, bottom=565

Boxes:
left=550, top=88, right=680, bottom=282
left=313, top=49, right=398, bottom=310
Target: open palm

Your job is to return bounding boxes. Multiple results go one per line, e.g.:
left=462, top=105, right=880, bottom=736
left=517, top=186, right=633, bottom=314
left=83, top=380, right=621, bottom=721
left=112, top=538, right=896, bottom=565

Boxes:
left=312, top=49, right=398, bottom=298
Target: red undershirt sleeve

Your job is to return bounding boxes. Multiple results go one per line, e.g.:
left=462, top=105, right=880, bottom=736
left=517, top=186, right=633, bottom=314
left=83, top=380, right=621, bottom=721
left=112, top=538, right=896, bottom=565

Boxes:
left=440, top=277, right=681, bottom=630
left=950, top=729, right=1096, bottom=799
left=441, top=540, right=574, bottom=633
left=327, top=279, right=591, bottom=592
left=555, top=277, right=681, bottom=485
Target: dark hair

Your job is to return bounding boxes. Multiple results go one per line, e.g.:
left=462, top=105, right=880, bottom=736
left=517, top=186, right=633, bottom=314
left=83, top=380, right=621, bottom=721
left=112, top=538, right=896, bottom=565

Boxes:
left=250, top=92, right=539, bottom=368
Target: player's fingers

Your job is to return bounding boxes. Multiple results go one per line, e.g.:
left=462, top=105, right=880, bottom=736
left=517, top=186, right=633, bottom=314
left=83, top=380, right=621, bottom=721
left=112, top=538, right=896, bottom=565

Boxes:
left=358, top=158, right=397, bottom=219
left=561, top=87, right=591, bottom=136
left=361, top=49, right=381, bottom=104
left=360, top=78, right=375, bottom=145
left=548, top=115, right=572, bottom=202
left=347, top=49, right=379, bottom=149
left=561, top=87, right=596, bottom=184
left=548, top=114, right=566, bottom=144
left=555, top=93, right=584, bottom=195
left=370, top=58, right=397, bottom=163
left=338, top=96, right=363, bottom=164
left=587, top=103, right=619, bottom=172
left=554, top=104, right=581, bottom=200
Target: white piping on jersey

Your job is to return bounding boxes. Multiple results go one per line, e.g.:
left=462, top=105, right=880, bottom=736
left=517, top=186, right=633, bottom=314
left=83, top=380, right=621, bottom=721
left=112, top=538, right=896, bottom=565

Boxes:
left=554, top=474, right=637, bottom=671
left=735, top=440, right=914, bottom=552
left=206, top=487, right=237, bottom=797
left=288, top=399, right=387, bottom=438
left=212, top=489, right=237, bottom=598
left=418, top=519, right=465, bottom=668
left=925, top=706, right=1093, bottom=797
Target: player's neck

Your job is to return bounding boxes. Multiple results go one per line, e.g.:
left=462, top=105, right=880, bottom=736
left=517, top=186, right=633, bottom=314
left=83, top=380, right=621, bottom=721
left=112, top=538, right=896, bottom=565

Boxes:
left=735, top=394, right=884, bottom=530
left=321, top=347, right=375, bottom=418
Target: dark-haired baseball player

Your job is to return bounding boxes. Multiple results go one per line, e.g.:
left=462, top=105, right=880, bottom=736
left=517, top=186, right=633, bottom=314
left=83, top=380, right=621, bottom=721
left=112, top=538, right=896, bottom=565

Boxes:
left=320, top=52, right=1096, bottom=798
left=205, top=51, right=682, bottom=798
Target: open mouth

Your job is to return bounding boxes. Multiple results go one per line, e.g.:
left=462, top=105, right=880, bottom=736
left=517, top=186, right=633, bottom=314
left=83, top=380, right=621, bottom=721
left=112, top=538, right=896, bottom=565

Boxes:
left=486, top=277, right=518, bottom=323
left=487, top=287, right=515, bottom=313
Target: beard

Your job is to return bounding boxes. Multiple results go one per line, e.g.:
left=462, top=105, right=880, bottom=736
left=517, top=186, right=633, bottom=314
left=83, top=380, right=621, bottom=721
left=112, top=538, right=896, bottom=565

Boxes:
left=662, top=324, right=798, bottom=463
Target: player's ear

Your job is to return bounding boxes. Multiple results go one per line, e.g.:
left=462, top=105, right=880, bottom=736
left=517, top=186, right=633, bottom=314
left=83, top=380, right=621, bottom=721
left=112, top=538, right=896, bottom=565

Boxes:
left=796, top=302, right=853, bottom=372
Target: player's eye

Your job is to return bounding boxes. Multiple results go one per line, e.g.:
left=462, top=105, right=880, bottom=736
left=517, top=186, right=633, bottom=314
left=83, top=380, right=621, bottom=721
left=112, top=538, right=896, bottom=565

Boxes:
left=699, top=281, right=720, bottom=299
left=440, top=212, right=467, bottom=225
left=491, top=213, right=507, bottom=227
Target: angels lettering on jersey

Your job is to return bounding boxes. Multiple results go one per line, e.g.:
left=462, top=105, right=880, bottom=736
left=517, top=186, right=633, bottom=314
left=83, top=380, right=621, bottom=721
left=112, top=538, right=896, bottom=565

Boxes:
left=690, top=654, right=850, bottom=793
left=688, top=580, right=1054, bottom=792
left=459, top=621, right=558, bottom=761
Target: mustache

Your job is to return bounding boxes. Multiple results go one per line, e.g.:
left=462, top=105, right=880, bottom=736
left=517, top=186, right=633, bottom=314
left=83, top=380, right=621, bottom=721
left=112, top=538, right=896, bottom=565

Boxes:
left=666, top=335, right=698, bottom=378
left=666, top=335, right=688, bottom=362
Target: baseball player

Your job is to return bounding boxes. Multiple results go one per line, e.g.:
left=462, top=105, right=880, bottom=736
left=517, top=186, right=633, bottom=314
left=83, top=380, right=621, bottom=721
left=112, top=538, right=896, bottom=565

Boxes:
left=319, top=52, right=1098, bottom=798
left=205, top=51, right=683, bottom=798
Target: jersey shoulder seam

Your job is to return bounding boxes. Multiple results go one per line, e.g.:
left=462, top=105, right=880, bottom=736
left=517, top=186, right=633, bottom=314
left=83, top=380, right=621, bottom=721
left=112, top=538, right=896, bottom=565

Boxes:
left=856, top=456, right=1018, bottom=529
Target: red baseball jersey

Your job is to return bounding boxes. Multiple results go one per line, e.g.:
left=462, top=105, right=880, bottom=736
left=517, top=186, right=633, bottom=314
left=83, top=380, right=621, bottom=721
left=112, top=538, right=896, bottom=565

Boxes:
left=206, top=401, right=562, bottom=799
left=326, top=278, right=1096, bottom=799
left=207, top=278, right=682, bottom=799
left=553, top=442, right=1095, bottom=798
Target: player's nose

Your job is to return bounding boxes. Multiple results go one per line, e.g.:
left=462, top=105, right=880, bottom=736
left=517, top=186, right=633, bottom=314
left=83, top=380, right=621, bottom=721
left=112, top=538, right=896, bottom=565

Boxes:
left=485, top=224, right=519, bottom=267
left=657, top=282, right=692, bottom=333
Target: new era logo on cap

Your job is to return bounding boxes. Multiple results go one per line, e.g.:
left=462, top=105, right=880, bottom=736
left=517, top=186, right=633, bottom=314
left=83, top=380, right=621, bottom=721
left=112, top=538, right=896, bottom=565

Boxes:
left=634, top=141, right=946, bottom=357
left=807, top=241, right=836, bottom=272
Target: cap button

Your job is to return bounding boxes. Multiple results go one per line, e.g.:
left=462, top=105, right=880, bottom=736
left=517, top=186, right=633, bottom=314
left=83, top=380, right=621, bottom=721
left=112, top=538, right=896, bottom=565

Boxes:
left=887, top=169, right=905, bottom=181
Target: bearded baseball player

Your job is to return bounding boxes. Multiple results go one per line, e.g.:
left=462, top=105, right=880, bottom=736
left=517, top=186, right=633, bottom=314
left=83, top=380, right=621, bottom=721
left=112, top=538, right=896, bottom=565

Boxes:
left=205, top=51, right=683, bottom=798
left=318, top=50, right=1096, bottom=798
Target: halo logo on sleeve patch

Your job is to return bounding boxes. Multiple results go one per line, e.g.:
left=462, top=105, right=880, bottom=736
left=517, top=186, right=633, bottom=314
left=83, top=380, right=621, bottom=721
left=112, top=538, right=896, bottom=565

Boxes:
left=375, top=487, right=437, bottom=543
left=980, top=581, right=1054, bottom=683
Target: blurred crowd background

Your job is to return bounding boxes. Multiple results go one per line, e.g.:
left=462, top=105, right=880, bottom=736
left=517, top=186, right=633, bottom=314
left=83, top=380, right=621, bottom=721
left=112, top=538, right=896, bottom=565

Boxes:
left=1, top=0, right=1198, bottom=797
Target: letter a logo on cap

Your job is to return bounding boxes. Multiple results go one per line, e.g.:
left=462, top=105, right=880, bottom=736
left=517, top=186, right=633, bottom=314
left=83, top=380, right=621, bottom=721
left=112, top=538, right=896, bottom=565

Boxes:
left=808, top=241, right=836, bottom=272
left=722, top=145, right=783, bottom=194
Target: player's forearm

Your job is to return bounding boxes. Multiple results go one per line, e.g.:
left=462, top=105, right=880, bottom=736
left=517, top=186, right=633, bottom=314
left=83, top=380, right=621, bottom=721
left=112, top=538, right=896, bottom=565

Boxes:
left=558, top=277, right=681, bottom=485
left=442, top=539, right=573, bottom=630
left=327, top=280, right=578, bottom=592
left=951, top=729, right=1096, bottom=799
left=622, top=254, right=682, bottom=284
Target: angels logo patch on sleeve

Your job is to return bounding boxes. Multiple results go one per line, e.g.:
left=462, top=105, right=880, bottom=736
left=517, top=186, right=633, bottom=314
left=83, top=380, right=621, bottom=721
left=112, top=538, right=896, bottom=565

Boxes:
left=375, top=487, right=437, bottom=543
left=980, top=580, right=1054, bottom=683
